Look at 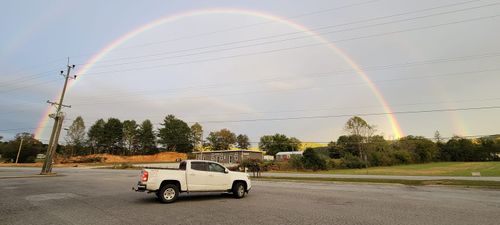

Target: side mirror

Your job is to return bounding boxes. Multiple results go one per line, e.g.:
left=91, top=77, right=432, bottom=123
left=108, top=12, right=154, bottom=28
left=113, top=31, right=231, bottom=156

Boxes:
left=224, top=168, right=229, bottom=173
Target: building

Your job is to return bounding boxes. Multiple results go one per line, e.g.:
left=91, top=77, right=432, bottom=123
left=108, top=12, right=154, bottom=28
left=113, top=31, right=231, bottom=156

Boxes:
left=263, top=155, right=275, bottom=161
left=194, top=150, right=263, bottom=164
left=276, top=151, right=303, bottom=161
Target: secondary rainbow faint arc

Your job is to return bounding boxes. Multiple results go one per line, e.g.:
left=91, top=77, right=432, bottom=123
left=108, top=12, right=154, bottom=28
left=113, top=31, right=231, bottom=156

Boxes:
left=34, top=8, right=404, bottom=139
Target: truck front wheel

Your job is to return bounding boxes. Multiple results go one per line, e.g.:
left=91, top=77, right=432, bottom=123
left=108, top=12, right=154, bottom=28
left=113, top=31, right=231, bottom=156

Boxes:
left=158, top=184, right=179, bottom=203
left=232, top=182, right=246, bottom=199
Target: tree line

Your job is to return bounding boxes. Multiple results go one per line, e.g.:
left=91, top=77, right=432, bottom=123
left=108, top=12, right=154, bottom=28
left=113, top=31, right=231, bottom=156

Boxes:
left=63, top=114, right=254, bottom=157
left=1, top=115, right=497, bottom=165
left=287, top=116, right=500, bottom=170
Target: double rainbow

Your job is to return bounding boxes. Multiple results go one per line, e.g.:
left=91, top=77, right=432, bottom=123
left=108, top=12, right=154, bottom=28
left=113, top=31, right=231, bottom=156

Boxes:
left=34, top=8, right=404, bottom=139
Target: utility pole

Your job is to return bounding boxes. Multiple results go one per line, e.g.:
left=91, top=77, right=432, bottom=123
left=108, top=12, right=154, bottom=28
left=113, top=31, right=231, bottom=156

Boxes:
left=15, top=138, right=24, bottom=164
left=41, top=59, right=76, bottom=174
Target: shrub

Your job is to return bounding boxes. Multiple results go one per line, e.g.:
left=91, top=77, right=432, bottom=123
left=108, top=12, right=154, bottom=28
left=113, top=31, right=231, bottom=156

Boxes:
left=289, top=155, right=304, bottom=170
left=240, top=158, right=262, bottom=172
left=340, top=153, right=366, bottom=169
left=391, top=150, right=412, bottom=164
left=368, top=151, right=393, bottom=166
left=302, top=148, right=327, bottom=171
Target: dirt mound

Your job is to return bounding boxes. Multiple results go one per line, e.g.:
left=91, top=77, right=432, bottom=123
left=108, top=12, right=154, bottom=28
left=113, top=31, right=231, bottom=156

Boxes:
left=65, top=152, right=187, bottom=163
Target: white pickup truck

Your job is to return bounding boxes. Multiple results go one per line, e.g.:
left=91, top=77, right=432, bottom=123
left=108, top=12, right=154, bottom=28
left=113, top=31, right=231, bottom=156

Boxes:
left=133, top=160, right=251, bottom=203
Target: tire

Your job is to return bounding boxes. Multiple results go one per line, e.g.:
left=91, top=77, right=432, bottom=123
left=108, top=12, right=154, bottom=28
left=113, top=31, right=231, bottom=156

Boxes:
left=157, top=184, right=179, bottom=203
left=232, top=182, right=246, bottom=199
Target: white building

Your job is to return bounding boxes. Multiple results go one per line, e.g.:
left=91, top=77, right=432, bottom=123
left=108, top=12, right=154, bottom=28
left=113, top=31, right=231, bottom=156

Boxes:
left=275, top=151, right=303, bottom=161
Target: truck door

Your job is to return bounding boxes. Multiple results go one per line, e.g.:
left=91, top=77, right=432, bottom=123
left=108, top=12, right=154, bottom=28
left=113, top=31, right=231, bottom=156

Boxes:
left=187, top=161, right=211, bottom=191
left=207, top=162, right=232, bottom=190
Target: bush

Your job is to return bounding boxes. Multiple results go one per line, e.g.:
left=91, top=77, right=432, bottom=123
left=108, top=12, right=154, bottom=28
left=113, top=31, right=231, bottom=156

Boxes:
left=368, top=151, right=393, bottom=167
left=340, top=153, right=366, bottom=169
left=391, top=150, right=412, bottom=164
left=240, top=158, right=262, bottom=172
left=289, top=155, right=304, bottom=170
left=302, top=148, right=327, bottom=171
left=226, top=165, right=240, bottom=171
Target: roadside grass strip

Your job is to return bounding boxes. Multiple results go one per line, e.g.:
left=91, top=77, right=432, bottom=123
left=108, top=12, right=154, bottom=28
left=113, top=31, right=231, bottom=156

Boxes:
left=256, top=176, right=500, bottom=189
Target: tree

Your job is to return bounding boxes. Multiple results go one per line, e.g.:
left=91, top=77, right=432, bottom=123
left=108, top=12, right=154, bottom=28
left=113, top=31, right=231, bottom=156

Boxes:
left=122, top=120, right=139, bottom=155
left=190, top=123, right=203, bottom=151
left=137, top=119, right=157, bottom=154
left=65, top=116, right=86, bottom=156
left=236, top=134, right=250, bottom=149
left=206, top=128, right=237, bottom=150
left=258, top=134, right=301, bottom=156
left=343, top=116, right=376, bottom=166
left=158, top=115, right=193, bottom=153
left=434, top=130, right=442, bottom=143
left=397, top=136, right=438, bottom=163
left=1, top=133, right=44, bottom=163
left=440, top=136, right=479, bottom=161
left=103, top=118, right=123, bottom=154
left=87, top=119, right=106, bottom=154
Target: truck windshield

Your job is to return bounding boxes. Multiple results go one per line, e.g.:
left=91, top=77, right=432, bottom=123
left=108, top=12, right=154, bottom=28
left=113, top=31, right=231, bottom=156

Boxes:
left=179, top=161, right=186, bottom=170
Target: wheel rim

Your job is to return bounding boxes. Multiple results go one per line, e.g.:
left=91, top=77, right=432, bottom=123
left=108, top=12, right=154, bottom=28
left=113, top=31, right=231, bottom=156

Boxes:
left=163, top=187, right=176, bottom=200
left=238, top=185, right=244, bottom=196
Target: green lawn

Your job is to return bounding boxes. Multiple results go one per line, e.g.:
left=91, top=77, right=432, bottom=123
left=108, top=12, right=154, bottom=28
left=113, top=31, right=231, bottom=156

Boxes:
left=256, top=177, right=500, bottom=189
left=278, top=162, right=500, bottom=176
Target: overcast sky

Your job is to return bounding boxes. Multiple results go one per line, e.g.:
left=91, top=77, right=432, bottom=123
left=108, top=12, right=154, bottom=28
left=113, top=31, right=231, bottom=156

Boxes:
left=1, top=0, right=499, bottom=143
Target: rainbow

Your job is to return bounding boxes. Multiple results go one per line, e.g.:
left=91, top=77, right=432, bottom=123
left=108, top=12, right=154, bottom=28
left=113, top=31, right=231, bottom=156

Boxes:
left=34, top=8, right=404, bottom=139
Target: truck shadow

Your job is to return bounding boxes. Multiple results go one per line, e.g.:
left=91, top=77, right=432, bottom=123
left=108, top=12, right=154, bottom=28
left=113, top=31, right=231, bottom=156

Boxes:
left=135, top=193, right=235, bottom=204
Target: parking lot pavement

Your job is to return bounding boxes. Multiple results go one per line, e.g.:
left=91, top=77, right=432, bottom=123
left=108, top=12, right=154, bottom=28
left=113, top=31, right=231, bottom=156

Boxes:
left=1, top=167, right=500, bottom=225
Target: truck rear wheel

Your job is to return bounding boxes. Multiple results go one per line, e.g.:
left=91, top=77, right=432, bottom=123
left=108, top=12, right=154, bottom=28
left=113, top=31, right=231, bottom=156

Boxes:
left=232, top=182, right=246, bottom=199
left=158, top=184, right=179, bottom=203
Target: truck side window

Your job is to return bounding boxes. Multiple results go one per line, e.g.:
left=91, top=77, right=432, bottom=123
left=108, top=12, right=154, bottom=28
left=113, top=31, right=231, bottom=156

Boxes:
left=179, top=161, right=186, bottom=170
left=208, top=163, right=225, bottom=173
left=191, top=162, right=208, bottom=171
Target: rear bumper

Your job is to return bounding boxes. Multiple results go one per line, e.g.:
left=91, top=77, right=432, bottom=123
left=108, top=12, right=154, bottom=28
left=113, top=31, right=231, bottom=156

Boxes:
left=132, top=182, right=147, bottom=192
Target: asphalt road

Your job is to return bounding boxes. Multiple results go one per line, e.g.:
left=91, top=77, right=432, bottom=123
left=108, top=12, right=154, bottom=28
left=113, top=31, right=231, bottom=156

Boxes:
left=1, top=167, right=499, bottom=225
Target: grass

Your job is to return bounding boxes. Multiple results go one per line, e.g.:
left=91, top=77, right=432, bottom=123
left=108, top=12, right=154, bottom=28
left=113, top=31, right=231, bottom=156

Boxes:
left=274, top=162, right=500, bottom=177
left=256, top=176, right=500, bottom=189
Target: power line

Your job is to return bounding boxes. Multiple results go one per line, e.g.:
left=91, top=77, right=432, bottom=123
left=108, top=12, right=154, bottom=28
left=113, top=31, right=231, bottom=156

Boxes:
left=85, top=1, right=499, bottom=68
left=73, top=0, right=484, bottom=62
left=68, top=0, right=382, bottom=59
left=70, top=68, right=499, bottom=105
left=0, top=77, right=62, bottom=94
left=0, top=0, right=489, bottom=83
left=57, top=96, right=500, bottom=124
left=77, top=14, right=500, bottom=76
left=0, top=1, right=380, bottom=79
left=5, top=8, right=500, bottom=92
left=191, top=105, right=500, bottom=123
left=61, top=52, right=500, bottom=102
left=1, top=51, right=498, bottom=104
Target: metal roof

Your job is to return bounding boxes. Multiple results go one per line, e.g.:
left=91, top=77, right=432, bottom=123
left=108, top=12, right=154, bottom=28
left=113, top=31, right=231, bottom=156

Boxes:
left=193, top=150, right=263, bottom=154
left=276, top=151, right=303, bottom=155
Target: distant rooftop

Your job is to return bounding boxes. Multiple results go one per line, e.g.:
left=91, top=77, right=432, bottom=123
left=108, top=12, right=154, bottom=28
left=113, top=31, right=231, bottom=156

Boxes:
left=193, top=150, right=262, bottom=153
left=276, top=151, right=303, bottom=155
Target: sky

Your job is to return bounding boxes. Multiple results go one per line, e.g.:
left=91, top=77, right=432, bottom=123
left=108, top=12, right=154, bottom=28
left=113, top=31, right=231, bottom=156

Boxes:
left=0, top=0, right=499, bottom=144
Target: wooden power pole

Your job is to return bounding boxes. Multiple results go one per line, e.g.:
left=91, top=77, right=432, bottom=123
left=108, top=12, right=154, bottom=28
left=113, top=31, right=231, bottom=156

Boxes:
left=15, top=138, right=24, bottom=164
left=41, top=60, right=76, bottom=174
